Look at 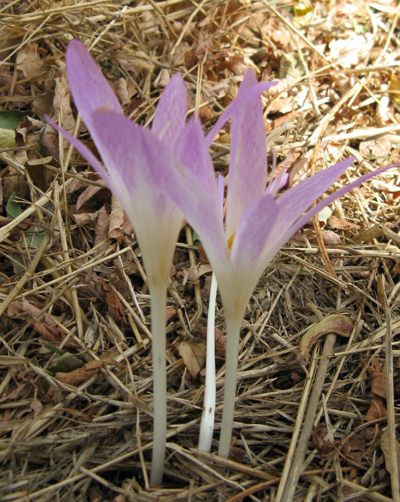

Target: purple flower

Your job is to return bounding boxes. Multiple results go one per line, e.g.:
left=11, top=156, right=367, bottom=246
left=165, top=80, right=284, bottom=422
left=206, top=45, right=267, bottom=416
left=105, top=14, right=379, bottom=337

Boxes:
left=47, top=40, right=276, bottom=484
left=92, top=69, right=399, bottom=458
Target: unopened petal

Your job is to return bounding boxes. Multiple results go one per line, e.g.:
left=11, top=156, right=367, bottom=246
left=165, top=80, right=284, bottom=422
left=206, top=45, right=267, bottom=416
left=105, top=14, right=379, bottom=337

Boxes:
left=152, top=73, right=187, bottom=148
left=66, top=40, right=122, bottom=132
left=226, top=69, right=268, bottom=239
left=206, top=79, right=277, bottom=147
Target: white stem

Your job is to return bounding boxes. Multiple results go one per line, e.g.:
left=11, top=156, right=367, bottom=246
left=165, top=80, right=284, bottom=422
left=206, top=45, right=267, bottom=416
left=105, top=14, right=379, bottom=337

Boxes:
left=149, top=283, right=167, bottom=487
left=198, top=272, right=217, bottom=452
left=218, top=314, right=242, bottom=458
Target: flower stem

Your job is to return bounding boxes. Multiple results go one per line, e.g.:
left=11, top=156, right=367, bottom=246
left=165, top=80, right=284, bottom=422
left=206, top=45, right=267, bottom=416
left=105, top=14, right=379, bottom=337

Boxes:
left=198, top=272, right=217, bottom=452
left=218, top=314, right=242, bottom=458
left=149, top=283, right=167, bottom=487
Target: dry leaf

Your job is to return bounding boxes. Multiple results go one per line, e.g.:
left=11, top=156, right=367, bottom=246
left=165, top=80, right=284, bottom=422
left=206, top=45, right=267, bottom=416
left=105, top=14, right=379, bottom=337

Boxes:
left=99, top=277, right=126, bottom=323
left=108, top=195, right=125, bottom=239
left=297, top=314, right=353, bottom=362
left=16, top=43, right=43, bottom=79
left=177, top=341, right=206, bottom=378
left=321, top=230, right=341, bottom=246
left=327, top=216, right=360, bottom=231
left=94, top=204, right=110, bottom=247
left=380, top=430, right=400, bottom=486
left=165, top=306, right=177, bottom=323
left=187, top=264, right=213, bottom=284
left=215, top=326, right=226, bottom=351
left=76, top=185, right=104, bottom=212
left=365, top=396, right=387, bottom=421
left=53, top=74, right=75, bottom=133
left=55, top=358, right=115, bottom=386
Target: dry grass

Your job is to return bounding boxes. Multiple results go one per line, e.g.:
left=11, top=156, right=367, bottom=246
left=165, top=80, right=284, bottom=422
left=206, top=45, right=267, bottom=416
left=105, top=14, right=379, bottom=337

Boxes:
left=0, top=0, right=400, bottom=501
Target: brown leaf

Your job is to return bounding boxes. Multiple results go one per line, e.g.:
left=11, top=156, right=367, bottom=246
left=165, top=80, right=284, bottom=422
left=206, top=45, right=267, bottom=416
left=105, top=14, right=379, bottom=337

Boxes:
left=99, top=277, right=126, bottom=323
left=187, top=264, right=213, bottom=284
left=365, top=396, right=387, bottom=422
left=177, top=341, right=206, bottom=378
left=30, top=398, right=43, bottom=418
left=380, top=430, right=400, bottom=486
left=321, top=230, right=341, bottom=246
left=298, top=314, right=353, bottom=362
left=215, top=327, right=226, bottom=351
left=76, top=185, right=104, bottom=212
left=327, top=215, right=360, bottom=231
left=55, top=358, right=115, bottom=386
left=16, top=43, right=44, bottom=79
left=34, top=321, right=79, bottom=348
left=165, top=306, right=177, bottom=323
left=94, top=204, right=110, bottom=247
left=108, top=195, right=126, bottom=239
left=362, top=358, right=387, bottom=399
left=53, top=74, right=75, bottom=133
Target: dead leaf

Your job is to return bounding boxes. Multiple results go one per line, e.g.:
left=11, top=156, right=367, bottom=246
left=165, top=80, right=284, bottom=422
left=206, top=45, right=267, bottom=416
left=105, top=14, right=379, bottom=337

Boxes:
left=215, top=327, right=226, bottom=351
left=76, top=185, right=104, bottom=212
left=365, top=396, right=387, bottom=421
left=177, top=341, right=206, bottom=378
left=99, top=277, right=126, bottom=323
left=298, top=314, right=353, bottom=362
left=108, top=195, right=125, bottom=239
left=16, top=43, right=44, bottom=79
left=360, top=137, right=392, bottom=165
left=94, top=204, right=110, bottom=247
left=34, top=321, right=79, bottom=348
left=166, top=306, right=177, bottom=323
left=55, top=358, right=115, bottom=386
left=380, top=430, right=400, bottom=486
left=313, top=424, right=337, bottom=458
left=187, top=264, right=213, bottom=284
left=327, top=216, right=360, bottom=231
left=30, top=398, right=43, bottom=418
left=53, top=74, right=75, bottom=133
left=363, top=358, right=387, bottom=399
left=362, top=358, right=387, bottom=421
left=321, top=230, right=341, bottom=246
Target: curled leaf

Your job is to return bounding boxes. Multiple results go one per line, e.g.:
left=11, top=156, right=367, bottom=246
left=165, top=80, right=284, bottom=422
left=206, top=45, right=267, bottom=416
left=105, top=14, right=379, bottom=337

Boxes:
left=298, top=314, right=353, bottom=362
left=177, top=341, right=206, bottom=379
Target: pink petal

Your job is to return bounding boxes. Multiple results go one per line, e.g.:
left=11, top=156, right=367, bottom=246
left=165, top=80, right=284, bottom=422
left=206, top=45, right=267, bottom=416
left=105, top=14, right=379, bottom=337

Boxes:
left=46, top=115, right=112, bottom=187
left=226, top=69, right=267, bottom=239
left=66, top=40, right=122, bottom=133
left=206, top=78, right=277, bottom=147
left=152, top=73, right=187, bottom=148
left=279, top=162, right=400, bottom=248
left=173, top=118, right=217, bottom=194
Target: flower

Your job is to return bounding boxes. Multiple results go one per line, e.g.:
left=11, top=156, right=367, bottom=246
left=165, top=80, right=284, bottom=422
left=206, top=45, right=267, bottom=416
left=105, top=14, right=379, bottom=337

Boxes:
left=48, top=40, right=276, bottom=484
left=92, top=69, right=398, bottom=458
left=47, top=40, right=184, bottom=487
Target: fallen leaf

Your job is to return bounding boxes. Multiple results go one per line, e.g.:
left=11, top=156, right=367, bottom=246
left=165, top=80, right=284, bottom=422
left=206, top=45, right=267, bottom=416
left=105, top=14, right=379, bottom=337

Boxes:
left=187, top=264, right=213, bottom=284
left=165, top=306, right=177, bottom=323
left=94, top=204, right=110, bottom=247
left=76, top=185, right=104, bottom=212
left=215, top=327, right=226, bottom=351
left=297, top=314, right=353, bottom=362
left=365, top=396, right=387, bottom=421
left=380, top=430, right=400, bottom=486
left=53, top=74, right=75, bottom=133
left=16, top=43, right=44, bottom=79
left=177, top=341, right=206, bottom=379
left=108, top=195, right=126, bottom=239
left=327, top=216, right=360, bottom=231
left=321, top=230, right=341, bottom=246
left=55, top=358, right=115, bottom=386
left=363, top=358, right=387, bottom=399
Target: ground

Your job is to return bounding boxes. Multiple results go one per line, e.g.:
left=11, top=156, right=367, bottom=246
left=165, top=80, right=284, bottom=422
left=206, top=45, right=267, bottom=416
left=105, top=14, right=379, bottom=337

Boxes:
left=0, top=1, right=400, bottom=501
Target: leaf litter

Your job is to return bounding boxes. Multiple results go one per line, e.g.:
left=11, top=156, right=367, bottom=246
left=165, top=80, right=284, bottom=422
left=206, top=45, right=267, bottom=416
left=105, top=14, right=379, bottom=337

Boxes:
left=0, top=0, right=399, bottom=501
